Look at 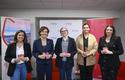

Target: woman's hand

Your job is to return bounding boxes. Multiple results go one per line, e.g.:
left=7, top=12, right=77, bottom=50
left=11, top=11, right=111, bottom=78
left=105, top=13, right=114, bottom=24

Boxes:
left=46, top=53, right=52, bottom=59
left=14, top=58, right=20, bottom=63
left=101, top=47, right=113, bottom=54
left=38, top=53, right=46, bottom=59
left=60, top=53, right=65, bottom=57
left=65, top=53, right=71, bottom=57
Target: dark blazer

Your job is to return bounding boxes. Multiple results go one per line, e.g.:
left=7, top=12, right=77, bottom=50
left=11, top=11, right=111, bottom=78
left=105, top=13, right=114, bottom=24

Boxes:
left=55, top=37, right=77, bottom=69
left=98, top=36, right=124, bottom=68
left=4, top=43, right=32, bottom=77
left=33, top=38, right=54, bottom=64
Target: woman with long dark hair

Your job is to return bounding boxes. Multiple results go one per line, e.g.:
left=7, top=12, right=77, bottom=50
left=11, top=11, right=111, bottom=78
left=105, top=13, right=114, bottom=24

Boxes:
left=4, top=30, right=32, bottom=80
left=98, top=25, right=124, bottom=80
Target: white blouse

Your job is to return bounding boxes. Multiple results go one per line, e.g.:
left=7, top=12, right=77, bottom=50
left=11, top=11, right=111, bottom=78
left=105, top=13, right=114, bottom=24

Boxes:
left=16, top=45, right=24, bottom=64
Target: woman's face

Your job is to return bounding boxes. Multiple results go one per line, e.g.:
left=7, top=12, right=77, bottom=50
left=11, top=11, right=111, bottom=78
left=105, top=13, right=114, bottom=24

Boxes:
left=40, top=29, right=48, bottom=38
left=83, top=24, right=90, bottom=34
left=106, top=26, right=113, bottom=37
left=60, top=28, right=68, bottom=37
left=17, top=32, right=25, bottom=42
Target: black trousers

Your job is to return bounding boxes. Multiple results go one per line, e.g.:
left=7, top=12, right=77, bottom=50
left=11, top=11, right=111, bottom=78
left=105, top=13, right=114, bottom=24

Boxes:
left=79, top=65, right=94, bottom=80
left=37, top=62, right=52, bottom=80
left=60, top=61, right=72, bottom=80
left=100, top=64, right=119, bottom=80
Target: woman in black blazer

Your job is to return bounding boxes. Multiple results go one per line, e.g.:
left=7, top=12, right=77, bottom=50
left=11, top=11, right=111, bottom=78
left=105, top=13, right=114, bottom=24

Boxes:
left=98, top=25, right=124, bottom=80
left=55, top=27, right=77, bottom=80
left=33, top=26, right=54, bottom=80
left=4, top=30, right=32, bottom=80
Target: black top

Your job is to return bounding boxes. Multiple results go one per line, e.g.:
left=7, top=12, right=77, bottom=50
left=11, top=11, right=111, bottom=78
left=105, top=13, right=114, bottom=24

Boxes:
left=83, top=35, right=88, bottom=66
left=33, top=38, right=54, bottom=64
left=98, top=36, right=124, bottom=68
left=83, top=36, right=88, bottom=51
left=55, top=37, right=77, bottom=69
left=4, top=43, right=32, bottom=77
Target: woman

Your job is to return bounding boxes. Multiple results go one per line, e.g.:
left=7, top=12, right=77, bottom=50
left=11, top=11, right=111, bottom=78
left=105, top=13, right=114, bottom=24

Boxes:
left=76, top=23, right=98, bottom=80
left=4, top=30, right=32, bottom=80
left=33, top=26, right=54, bottom=80
left=55, top=27, right=77, bottom=80
left=98, top=25, right=124, bottom=80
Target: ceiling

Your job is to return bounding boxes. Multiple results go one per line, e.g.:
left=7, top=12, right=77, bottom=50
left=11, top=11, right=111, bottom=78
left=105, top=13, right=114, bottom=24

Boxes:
left=0, top=0, right=125, bottom=10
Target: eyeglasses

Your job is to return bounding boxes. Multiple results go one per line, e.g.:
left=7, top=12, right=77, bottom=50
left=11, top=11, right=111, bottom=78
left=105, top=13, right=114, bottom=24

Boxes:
left=60, top=30, right=68, bottom=32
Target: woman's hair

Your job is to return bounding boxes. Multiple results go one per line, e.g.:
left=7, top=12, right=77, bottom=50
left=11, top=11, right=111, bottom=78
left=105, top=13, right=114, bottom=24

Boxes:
left=82, top=23, right=91, bottom=34
left=60, top=27, right=68, bottom=32
left=104, top=25, right=116, bottom=37
left=82, top=23, right=90, bottom=29
left=14, top=30, right=27, bottom=43
left=38, top=26, right=49, bottom=36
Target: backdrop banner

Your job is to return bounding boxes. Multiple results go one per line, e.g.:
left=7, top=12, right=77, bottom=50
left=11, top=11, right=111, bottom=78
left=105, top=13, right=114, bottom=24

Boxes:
left=1, top=16, right=31, bottom=80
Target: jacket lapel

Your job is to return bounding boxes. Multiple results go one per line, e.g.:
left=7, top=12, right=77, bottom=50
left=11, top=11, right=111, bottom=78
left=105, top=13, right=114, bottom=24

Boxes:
left=67, top=37, right=70, bottom=52
left=13, top=43, right=17, bottom=58
left=23, top=43, right=27, bottom=57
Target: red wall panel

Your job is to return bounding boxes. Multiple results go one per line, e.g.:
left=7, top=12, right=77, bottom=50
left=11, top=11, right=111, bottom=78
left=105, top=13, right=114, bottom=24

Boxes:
left=87, top=18, right=113, bottom=78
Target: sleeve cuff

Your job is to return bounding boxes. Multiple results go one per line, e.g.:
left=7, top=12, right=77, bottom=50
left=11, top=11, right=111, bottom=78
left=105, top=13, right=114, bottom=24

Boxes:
left=11, top=58, right=16, bottom=63
left=25, top=57, right=29, bottom=62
